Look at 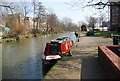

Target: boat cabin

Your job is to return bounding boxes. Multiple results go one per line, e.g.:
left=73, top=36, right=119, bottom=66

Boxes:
left=42, top=37, right=73, bottom=61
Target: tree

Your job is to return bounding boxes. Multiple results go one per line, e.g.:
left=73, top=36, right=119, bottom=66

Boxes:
left=61, top=17, right=73, bottom=31
left=68, top=0, right=120, bottom=10
left=70, top=0, right=120, bottom=33
left=46, top=13, right=58, bottom=32
left=78, top=21, right=87, bottom=27
left=36, top=2, right=46, bottom=30
left=1, top=2, right=28, bottom=36
left=98, top=14, right=106, bottom=31
left=32, top=1, right=46, bottom=31
left=20, top=2, right=32, bottom=19
left=61, top=17, right=79, bottom=31
left=86, top=16, right=98, bottom=31
left=32, top=0, right=37, bottom=30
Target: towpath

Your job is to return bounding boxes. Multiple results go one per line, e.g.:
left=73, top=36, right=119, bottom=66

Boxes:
left=44, top=33, right=113, bottom=80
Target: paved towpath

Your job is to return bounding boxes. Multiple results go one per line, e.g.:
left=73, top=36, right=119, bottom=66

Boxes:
left=44, top=34, right=113, bottom=80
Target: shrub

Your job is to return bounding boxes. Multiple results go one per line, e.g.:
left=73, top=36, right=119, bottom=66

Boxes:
left=94, top=29, right=100, bottom=31
left=86, top=31, right=94, bottom=36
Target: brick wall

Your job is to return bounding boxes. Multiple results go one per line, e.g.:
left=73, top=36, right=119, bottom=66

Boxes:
left=98, top=46, right=120, bottom=80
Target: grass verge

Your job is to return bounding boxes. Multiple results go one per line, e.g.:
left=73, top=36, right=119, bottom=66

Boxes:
left=0, top=38, right=16, bottom=41
left=42, top=59, right=62, bottom=80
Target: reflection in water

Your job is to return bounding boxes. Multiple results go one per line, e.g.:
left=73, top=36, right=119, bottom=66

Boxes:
left=2, top=32, right=76, bottom=79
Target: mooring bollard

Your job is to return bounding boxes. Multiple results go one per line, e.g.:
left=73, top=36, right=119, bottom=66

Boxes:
left=78, top=39, right=80, bottom=42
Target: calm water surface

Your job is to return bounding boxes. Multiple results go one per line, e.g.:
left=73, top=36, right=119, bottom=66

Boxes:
left=2, top=32, right=76, bottom=79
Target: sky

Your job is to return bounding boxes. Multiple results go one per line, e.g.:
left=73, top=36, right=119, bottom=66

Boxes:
left=1, top=0, right=109, bottom=24
left=42, top=1, right=109, bottom=24
left=42, top=2, right=94, bottom=24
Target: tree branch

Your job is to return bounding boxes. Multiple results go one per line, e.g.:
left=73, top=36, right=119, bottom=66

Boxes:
left=0, top=4, right=14, bottom=9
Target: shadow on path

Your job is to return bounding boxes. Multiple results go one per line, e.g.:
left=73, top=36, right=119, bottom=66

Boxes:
left=42, top=60, right=57, bottom=76
left=80, top=56, right=109, bottom=81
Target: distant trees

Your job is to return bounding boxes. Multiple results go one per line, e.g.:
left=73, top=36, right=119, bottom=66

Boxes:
left=69, top=0, right=120, bottom=33
left=1, top=2, right=29, bottom=36
left=98, top=14, right=106, bottom=31
left=61, top=17, right=79, bottom=31
left=1, top=1, right=80, bottom=37
left=68, top=0, right=119, bottom=10
left=86, top=16, right=98, bottom=31
left=35, top=2, right=46, bottom=30
left=31, top=1, right=47, bottom=32
left=61, top=17, right=72, bottom=31
left=21, top=2, right=32, bottom=19
left=78, top=21, right=87, bottom=27
left=46, top=13, right=58, bottom=32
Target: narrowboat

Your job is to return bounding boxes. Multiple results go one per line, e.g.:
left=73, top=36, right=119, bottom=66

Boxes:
left=42, top=37, right=73, bottom=65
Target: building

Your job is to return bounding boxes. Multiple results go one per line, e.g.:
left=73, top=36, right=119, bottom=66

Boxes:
left=4, top=13, right=48, bottom=33
left=7, top=13, right=24, bottom=23
left=6, top=13, right=34, bottom=30
left=25, top=17, right=34, bottom=29
left=32, top=17, right=47, bottom=31
left=109, top=0, right=120, bottom=31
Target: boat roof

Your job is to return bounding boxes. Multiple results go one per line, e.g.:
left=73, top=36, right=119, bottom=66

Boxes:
left=49, top=37, right=71, bottom=43
left=56, top=37, right=69, bottom=40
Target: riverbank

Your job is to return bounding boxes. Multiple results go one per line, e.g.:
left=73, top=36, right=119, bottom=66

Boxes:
left=2, top=32, right=77, bottom=80
left=43, top=33, right=113, bottom=80
left=0, top=32, right=62, bottom=43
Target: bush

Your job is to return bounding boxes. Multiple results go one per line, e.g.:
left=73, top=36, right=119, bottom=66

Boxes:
left=86, top=31, right=94, bottom=36
left=31, top=29, right=41, bottom=34
left=110, top=26, right=120, bottom=33
left=94, top=29, right=100, bottom=31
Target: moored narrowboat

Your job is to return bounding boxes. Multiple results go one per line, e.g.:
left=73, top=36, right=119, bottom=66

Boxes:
left=42, top=37, right=73, bottom=65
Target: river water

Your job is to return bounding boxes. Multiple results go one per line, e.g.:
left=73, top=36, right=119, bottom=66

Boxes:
left=1, top=32, right=76, bottom=79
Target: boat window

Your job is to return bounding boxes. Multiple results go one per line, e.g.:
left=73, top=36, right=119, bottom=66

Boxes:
left=50, top=44, right=58, bottom=55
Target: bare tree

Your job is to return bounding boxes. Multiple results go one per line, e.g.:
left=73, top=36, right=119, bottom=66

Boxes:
left=32, top=0, right=37, bottom=30
left=45, top=8, right=63, bottom=33
left=0, top=2, right=15, bottom=15
left=98, top=14, right=106, bottom=31
left=32, top=1, right=46, bottom=31
left=68, top=0, right=120, bottom=9
left=20, top=2, right=32, bottom=19
left=61, top=17, right=79, bottom=31
left=46, top=13, right=58, bottom=32
left=1, top=2, right=29, bottom=36
left=86, top=16, right=98, bottom=31
left=78, top=21, right=87, bottom=27
left=61, top=17, right=72, bottom=31
left=35, top=2, right=46, bottom=30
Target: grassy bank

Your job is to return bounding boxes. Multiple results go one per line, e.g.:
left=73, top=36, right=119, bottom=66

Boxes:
left=0, top=38, right=16, bottom=43
left=76, top=31, right=87, bottom=34
left=94, top=31, right=109, bottom=36
left=0, top=38, right=16, bottom=41
left=94, top=31, right=120, bottom=36
left=0, top=31, right=70, bottom=43
left=77, top=31, right=120, bottom=36
left=112, top=31, right=120, bottom=35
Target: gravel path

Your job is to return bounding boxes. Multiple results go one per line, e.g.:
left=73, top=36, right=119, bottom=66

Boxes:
left=44, top=34, right=113, bottom=80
